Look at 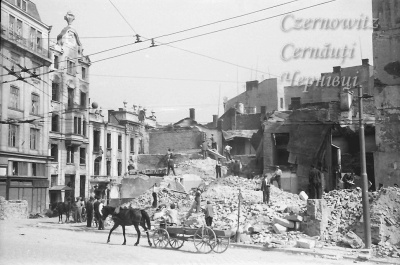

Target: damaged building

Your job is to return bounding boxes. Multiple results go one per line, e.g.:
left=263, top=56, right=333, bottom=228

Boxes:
left=372, top=0, right=400, bottom=187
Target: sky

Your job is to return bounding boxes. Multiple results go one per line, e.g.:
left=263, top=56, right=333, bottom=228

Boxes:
left=33, top=0, right=373, bottom=124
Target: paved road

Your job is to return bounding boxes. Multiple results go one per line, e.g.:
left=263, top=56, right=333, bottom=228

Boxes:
left=0, top=218, right=376, bottom=265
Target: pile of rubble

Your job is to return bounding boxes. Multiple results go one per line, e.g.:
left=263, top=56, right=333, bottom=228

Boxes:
left=322, top=189, right=364, bottom=240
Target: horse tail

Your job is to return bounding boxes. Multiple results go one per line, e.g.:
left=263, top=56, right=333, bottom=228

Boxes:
left=141, top=210, right=151, bottom=230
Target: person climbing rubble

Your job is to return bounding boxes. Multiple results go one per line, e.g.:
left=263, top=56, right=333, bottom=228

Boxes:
left=224, top=144, right=232, bottom=161
left=200, top=140, right=209, bottom=159
left=215, top=158, right=222, bottom=179
left=271, top=166, right=282, bottom=190
left=210, top=134, right=217, bottom=150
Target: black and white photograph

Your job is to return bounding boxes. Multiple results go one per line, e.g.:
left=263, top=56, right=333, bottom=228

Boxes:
left=0, top=0, right=399, bottom=264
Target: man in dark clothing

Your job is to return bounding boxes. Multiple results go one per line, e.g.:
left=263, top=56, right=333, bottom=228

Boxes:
left=261, top=174, right=271, bottom=205
left=86, top=197, right=94, bottom=227
left=210, top=134, right=217, bottom=150
left=309, top=165, right=322, bottom=199
left=233, top=160, right=240, bottom=176
left=204, top=201, right=214, bottom=226
left=342, top=172, right=355, bottom=189
left=215, top=159, right=222, bottom=179
left=195, top=189, right=201, bottom=213
left=167, top=157, right=176, bottom=176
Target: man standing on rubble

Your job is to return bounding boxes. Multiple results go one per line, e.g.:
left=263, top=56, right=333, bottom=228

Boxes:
left=271, top=166, right=282, bottom=190
left=204, top=201, right=214, bottom=226
left=200, top=140, right=208, bottom=159
left=309, top=165, right=322, bottom=199
left=215, top=158, right=222, bottom=179
left=261, top=174, right=271, bottom=205
left=210, top=134, right=217, bottom=150
left=224, top=144, right=232, bottom=161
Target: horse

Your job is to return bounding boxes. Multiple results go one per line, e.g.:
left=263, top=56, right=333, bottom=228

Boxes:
left=101, top=206, right=152, bottom=246
left=52, top=201, right=72, bottom=223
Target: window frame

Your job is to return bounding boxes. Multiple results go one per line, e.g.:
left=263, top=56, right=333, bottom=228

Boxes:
left=30, top=93, right=40, bottom=115
left=9, top=86, right=20, bottom=110
left=118, top=135, right=122, bottom=151
left=80, top=147, right=86, bottom=165
left=8, top=124, right=18, bottom=147
left=50, top=144, right=58, bottom=162
left=67, top=146, right=74, bottom=164
left=29, top=128, right=39, bottom=150
left=67, top=59, right=75, bottom=75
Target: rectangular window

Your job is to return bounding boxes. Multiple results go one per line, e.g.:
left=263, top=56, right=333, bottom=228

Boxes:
left=52, top=82, right=59, bottom=101
left=22, top=0, right=27, bottom=11
left=8, top=125, right=18, bottom=147
left=51, top=144, right=58, bottom=162
left=53, top=55, right=59, bottom=69
left=51, top=114, right=59, bottom=132
left=31, top=93, right=39, bottom=114
left=16, top=20, right=22, bottom=41
left=106, top=160, right=111, bottom=176
left=130, top=138, right=134, bottom=153
left=117, top=161, right=122, bottom=176
left=68, top=88, right=74, bottom=108
left=80, top=148, right=86, bottom=165
left=81, top=67, right=86, bottom=79
left=67, top=146, right=74, bottom=164
left=9, top=15, right=15, bottom=36
left=30, top=27, right=35, bottom=49
left=51, top=175, right=58, bottom=187
left=93, top=130, right=100, bottom=152
left=280, top=98, right=283, bottom=109
left=36, top=31, right=42, bottom=51
left=30, top=128, right=39, bottom=150
left=83, top=121, right=87, bottom=136
left=32, top=163, right=36, bottom=176
left=80, top=91, right=86, bottom=108
left=17, top=0, right=21, bottom=8
left=107, top=133, right=111, bottom=149
left=118, top=135, right=122, bottom=150
left=78, top=117, right=82, bottom=134
left=67, top=60, right=75, bottom=75
left=260, top=106, right=266, bottom=114
left=9, top=86, right=19, bottom=109
left=74, top=117, right=78, bottom=134
left=290, top=97, right=301, bottom=110
left=94, top=159, right=100, bottom=175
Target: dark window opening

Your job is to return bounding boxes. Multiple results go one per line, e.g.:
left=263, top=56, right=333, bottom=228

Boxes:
left=260, top=106, right=266, bottom=114
left=118, top=135, right=122, bottom=151
left=80, top=91, right=86, bottom=108
left=51, top=114, right=59, bottom=132
left=106, top=160, right=111, bottom=176
left=117, top=161, right=122, bottom=176
left=94, top=158, right=101, bottom=175
left=290, top=97, right=301, bottom=110
left=130, top=138, right=134, bottom=153
left=51, top=144, right=58, bottom=162
left=107, top=133, right=111, bottom=149
left=83, top=121, right=87, bottom=136
left=80, top=148, right=86, bottom=165
left=68, top=88, right=74, bottom=108
left=93, top=130, right=100, bottom=152
left=54, top=55, right=59, bottom=69
left=67, top=146, right=74, bottom=164
left=52, top=82, right=59, bottom=101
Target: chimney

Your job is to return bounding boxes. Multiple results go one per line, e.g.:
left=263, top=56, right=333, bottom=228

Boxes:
left=217, top=119, right=223, bottom=130
left=212, top=115, right=218, bottom=128
left=333, top=66, right=341, bottom=73
left=246, top=80, right=259, bottom=91
left=189, top=108, right=195, bottom=120
left=362, top=59, right=369, bottom=66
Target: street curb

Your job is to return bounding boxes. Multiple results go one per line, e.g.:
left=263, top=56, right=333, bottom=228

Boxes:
left=35, top=222, right=399, bottom=264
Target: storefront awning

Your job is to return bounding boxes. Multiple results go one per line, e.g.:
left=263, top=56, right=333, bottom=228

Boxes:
left=49, top=185, right=73, bottom=191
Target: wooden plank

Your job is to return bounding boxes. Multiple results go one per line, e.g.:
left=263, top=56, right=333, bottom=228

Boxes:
left=207, top=149, right=225, bottom=159
left=213, top=229, right=232, bottom=237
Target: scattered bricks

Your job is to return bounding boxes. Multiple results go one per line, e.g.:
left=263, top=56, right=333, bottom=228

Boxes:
left=273, top=217, right=295, bottom=228
left=296, top=238, right=315, bottom=249
left=299, top=191, right=308, bottom=201
left=273, top=223, right=288, bottom=234
left=342, top=231, right=365, bottom=249
left=285, top=214, right=303, bottom=222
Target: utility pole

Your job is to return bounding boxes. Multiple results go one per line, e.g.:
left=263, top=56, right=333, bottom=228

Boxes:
left=236, top=188, right=243, bottom=243
left=358, top=84, right=372, bottom=249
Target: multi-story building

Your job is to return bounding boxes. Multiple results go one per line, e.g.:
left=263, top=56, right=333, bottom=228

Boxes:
left=88, top=102, right=156, bottom=203
left=0, top=0, right=52, bottom=213
left=224, top=78, right=285, bottom=115
left=47, top=11, right=91, bottom=204
left=372, top=0, right=400, bottom=188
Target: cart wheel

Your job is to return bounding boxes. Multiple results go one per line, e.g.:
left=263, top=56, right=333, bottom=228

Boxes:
left=152, top=228, right=169, bottom=248
left=169, top=237, right=185, bottom=249
left=193, top=226, right=216, bottom=254
left=213, top=237, right=230, bottom=253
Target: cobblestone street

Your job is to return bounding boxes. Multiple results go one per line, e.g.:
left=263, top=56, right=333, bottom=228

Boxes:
left=0, top=218, right=384, bottom=265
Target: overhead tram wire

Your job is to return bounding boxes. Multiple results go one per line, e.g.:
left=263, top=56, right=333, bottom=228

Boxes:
left=0, top=0, right=302, bottom=77
left=89, top=0, right=337, bottom=68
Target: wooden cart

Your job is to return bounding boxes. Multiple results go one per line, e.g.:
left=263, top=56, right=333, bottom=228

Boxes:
left=152, top=222, right=230, bottom=254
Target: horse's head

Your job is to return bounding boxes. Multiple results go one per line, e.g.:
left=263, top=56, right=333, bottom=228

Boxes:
left=101, top=206, right=114, bottom=220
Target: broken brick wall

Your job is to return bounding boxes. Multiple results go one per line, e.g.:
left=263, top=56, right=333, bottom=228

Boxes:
left=372, top=0, right=400, bottom=188
left=0, top=197, right=29, bottom=220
